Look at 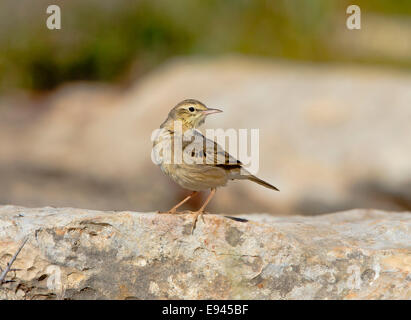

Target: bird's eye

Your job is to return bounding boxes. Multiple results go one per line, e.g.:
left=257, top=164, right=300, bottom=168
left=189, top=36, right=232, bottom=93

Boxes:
left=188, top=107, right=195, bottom=112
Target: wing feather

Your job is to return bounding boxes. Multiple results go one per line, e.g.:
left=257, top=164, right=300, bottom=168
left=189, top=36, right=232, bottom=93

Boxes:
left=182, top=130, right=242, bottom=168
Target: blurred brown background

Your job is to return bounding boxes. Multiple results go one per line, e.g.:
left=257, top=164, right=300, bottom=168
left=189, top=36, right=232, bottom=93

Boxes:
left=1, top=0, right=410, bottom=215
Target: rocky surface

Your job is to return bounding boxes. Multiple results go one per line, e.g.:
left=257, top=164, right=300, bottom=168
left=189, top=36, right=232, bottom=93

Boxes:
left=1, top=57, right=411, bottom=215
left=0, top=205, right=409, bottom=300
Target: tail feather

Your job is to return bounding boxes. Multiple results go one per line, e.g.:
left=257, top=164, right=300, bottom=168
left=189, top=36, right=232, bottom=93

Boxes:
left=247, top=175, right=279, bottom=191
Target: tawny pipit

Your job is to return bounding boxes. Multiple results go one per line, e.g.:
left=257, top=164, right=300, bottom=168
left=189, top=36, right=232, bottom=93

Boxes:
left=153, top=99, right=279, bottom=233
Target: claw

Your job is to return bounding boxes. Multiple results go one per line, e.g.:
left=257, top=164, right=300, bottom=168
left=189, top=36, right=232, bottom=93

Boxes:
left=190, top=211, right=206, bottom=234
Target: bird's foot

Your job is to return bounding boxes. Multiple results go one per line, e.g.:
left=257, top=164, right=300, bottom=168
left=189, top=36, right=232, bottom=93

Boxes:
left=190, top=210, right=207, bottom=234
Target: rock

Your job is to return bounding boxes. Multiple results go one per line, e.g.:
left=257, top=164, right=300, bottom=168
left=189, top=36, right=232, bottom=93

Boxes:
left=1, top=57, right=411, bottom=215
left=0, top=205, right=409, bottom=300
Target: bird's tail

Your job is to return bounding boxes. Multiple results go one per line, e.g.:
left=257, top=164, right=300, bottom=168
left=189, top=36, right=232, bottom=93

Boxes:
left=247, top=175, right=279, bottom=191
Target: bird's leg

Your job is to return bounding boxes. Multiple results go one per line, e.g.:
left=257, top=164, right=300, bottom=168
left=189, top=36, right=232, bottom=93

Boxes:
left=191, top=188, right=216, bottom=234
left=162, top=191, right=198, bottom=214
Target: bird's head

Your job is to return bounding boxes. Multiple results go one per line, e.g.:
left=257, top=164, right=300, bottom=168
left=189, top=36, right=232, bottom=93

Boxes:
left=162, top=99, right=222, bottom=130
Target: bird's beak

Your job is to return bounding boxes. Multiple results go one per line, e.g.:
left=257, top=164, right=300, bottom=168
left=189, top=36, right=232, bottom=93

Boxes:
left=202, top=108, right=223, bottom=115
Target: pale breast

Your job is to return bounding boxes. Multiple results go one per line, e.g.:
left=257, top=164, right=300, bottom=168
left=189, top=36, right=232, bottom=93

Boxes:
left=161, top=162, right=228, bottom=191
left=154, top=128, right=233, bottom=191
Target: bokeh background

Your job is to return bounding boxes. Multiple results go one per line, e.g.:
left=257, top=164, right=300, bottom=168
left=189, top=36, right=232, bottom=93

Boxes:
left=1, top=0, right=411, bottom=215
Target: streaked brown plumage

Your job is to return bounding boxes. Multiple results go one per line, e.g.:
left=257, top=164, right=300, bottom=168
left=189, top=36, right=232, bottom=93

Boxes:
left=153, top=99, right=279, bottom=233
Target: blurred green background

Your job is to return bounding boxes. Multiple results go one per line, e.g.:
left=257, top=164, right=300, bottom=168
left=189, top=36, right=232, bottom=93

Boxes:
left=1, top=0, right=411, bottom=92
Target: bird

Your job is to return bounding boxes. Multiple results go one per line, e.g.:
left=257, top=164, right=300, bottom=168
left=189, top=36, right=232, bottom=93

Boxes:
left=152, top=99, right=279, bottom=233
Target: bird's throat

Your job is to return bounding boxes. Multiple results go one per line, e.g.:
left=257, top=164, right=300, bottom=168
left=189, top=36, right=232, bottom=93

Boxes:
left=161, top=117, right=198, bottom=132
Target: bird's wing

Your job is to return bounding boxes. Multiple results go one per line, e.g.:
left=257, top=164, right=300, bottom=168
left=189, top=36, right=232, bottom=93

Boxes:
left=183, top=130, right=242, bottom=168
left=182, top=130, right=279, bottom=191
